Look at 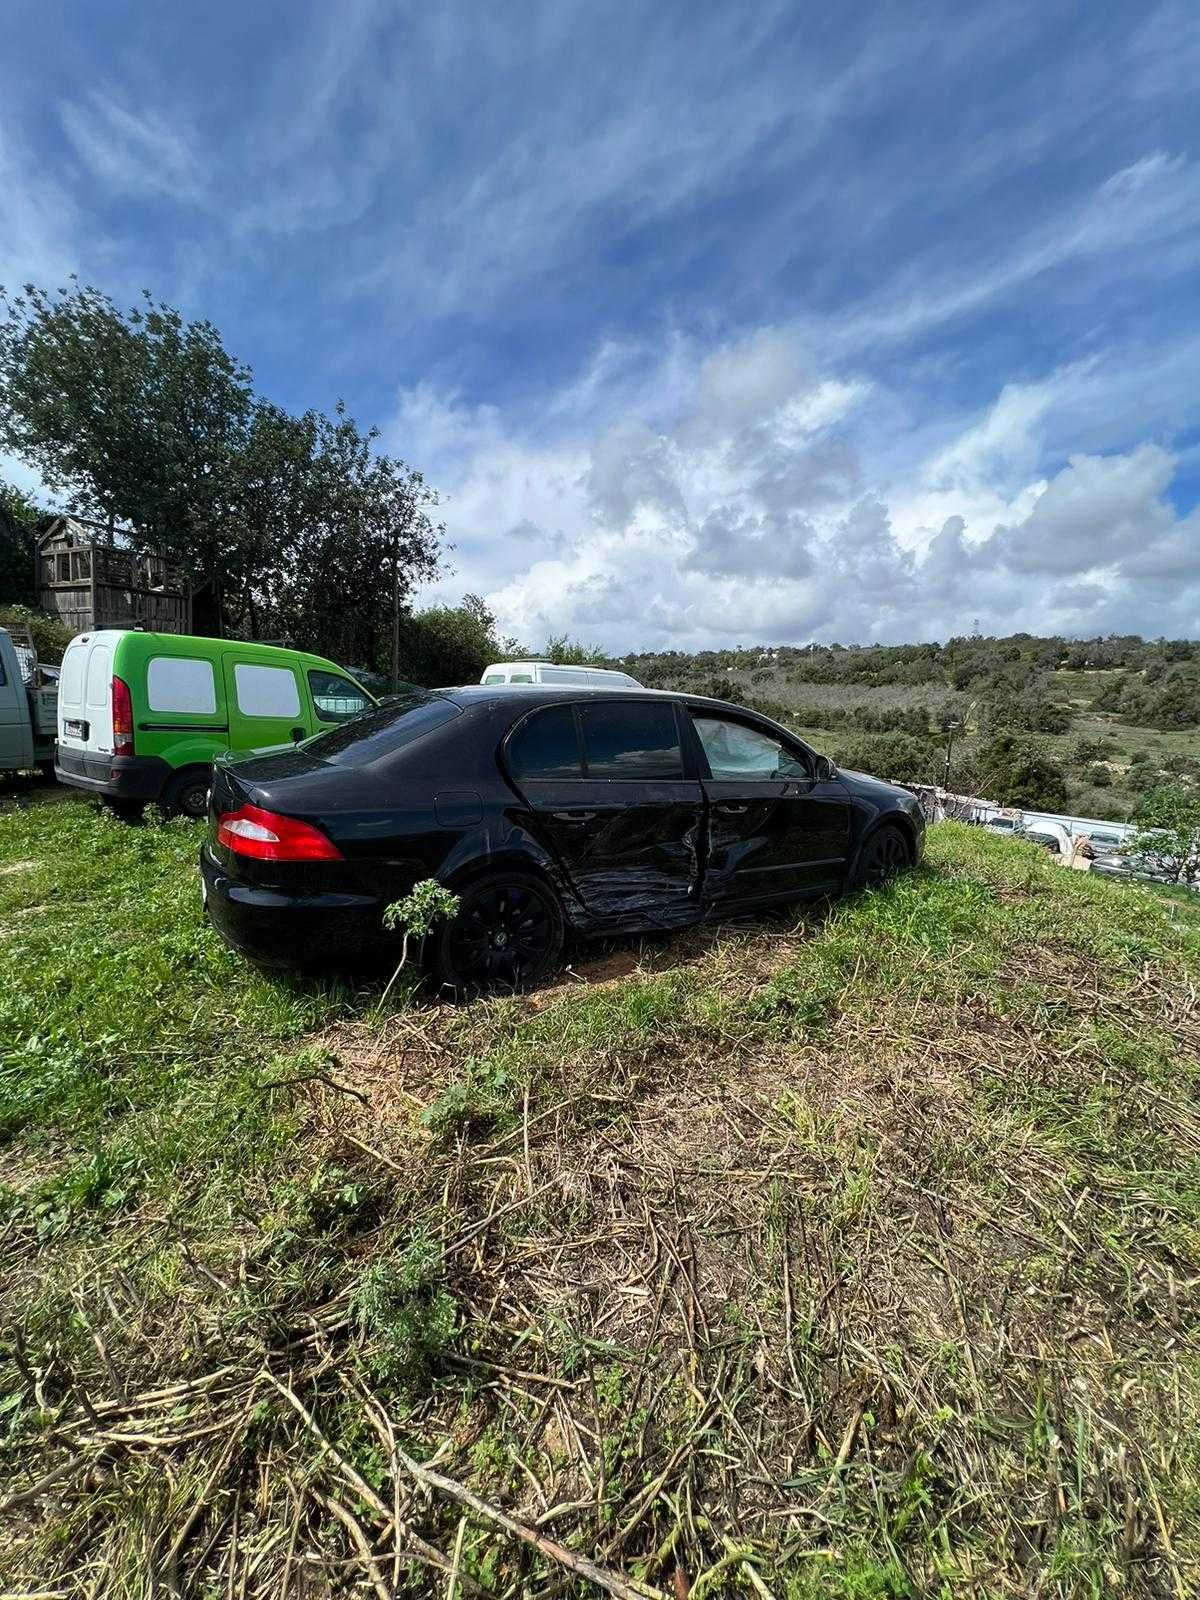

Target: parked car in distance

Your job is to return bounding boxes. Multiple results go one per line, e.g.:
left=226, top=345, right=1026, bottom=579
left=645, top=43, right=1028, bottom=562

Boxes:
left=1092, top=847, right=1191, bottom=888
left=1016, top=820, right=1083, bottom=858
left=57, top=630, right=376, bottom=817
left=0, top=626, right=58, bottom=778
left=480, top=661, right=641, bottom=688
left=201, top=685, right=925, bottom=991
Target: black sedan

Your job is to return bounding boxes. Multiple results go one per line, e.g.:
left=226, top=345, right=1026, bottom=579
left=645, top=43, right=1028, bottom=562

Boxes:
left=201, top=686, right=924, bottom=990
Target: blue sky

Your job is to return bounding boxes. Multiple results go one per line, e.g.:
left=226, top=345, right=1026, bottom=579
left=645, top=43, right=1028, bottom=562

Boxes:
left=3, top=0, right=1199, bottom=647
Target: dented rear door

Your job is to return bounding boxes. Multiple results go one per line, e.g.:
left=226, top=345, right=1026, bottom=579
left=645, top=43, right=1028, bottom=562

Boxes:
left=504, top=700, right=704, bottom=929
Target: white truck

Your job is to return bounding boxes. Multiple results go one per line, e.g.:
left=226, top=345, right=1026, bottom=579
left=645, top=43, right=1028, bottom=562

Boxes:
left=0, top=626, right=59, bottom=778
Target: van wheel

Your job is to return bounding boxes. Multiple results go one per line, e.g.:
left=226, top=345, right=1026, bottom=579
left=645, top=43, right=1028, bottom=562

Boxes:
left=432, top=872, right=564, bottom=996
left=165, top=769, right=211, bottom=820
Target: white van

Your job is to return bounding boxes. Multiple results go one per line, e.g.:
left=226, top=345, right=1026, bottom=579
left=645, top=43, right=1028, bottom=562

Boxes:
left=480, top=661, right=641, bottom=688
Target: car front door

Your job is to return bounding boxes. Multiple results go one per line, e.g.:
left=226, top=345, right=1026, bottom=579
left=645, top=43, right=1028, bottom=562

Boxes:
left=504, top=699, right=705, bottom=929
left=690, top=711, right=851, bottom=905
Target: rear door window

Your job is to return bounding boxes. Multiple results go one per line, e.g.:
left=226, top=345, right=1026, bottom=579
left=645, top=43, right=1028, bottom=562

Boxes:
left=579, top=701, right=682, bottom=779
left=233, top=662, right=301, bottom=719
left=85, top=645, right=111, bottom=712
left=147, top=656, right=217, bottom=715
left=507, top=705, right=583, bottom=779
left=61, top=646, right=85, bottom=707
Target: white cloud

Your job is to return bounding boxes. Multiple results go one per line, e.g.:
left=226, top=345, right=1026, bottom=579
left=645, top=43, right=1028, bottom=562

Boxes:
left=59, top=91, right=203, bottom=202
left=394, top=326, right=1200, bottom=650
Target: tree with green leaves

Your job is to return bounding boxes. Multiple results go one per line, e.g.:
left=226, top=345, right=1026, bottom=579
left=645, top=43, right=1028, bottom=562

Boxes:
left=542, top=633, right=607, bottom=665
left=0, top=480, right=39, bottom=607
left=396, top=594, right=513, bottom=687
left=975, top=732, right=1069, bottom=811
left=1130, top=786, right=1200, bottom=884
left=0, top=280, right=444, bottom=657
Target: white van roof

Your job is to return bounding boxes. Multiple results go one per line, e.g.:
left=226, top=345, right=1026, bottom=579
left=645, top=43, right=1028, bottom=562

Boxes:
left=481, top=661, right=639, bottom=682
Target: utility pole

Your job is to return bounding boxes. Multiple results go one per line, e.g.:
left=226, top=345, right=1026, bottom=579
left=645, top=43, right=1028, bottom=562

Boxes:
left=391, top=540, right=401, bottom=696
left=941, top=716, right=958, bottom=787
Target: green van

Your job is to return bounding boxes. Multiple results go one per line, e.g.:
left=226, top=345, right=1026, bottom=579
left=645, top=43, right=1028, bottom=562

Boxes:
left=56, top=630, right=376, bottom=816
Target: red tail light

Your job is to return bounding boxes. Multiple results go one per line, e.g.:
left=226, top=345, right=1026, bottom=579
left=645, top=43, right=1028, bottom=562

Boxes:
left=216, top=804, right=344, bottom=862
left=112, top=675, right=134, bottom=757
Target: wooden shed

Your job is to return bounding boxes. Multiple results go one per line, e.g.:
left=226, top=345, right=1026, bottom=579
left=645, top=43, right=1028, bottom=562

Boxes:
left=37, top=517, right=191, bottom=636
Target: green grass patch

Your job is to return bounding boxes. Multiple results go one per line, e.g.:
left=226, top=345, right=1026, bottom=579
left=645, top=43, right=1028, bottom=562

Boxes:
left=2, top=803, right=1199, bottom=1597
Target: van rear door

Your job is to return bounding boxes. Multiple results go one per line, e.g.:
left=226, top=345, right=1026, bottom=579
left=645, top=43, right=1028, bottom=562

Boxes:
left=58, top=637, right=113, bottom=754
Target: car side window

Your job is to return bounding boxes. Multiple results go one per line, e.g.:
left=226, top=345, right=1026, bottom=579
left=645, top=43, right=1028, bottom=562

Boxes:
left=507, top=705, right=584, bottom=779
left=692, top=715, right=809, bottom=780
left=579, top=702, right=683, bottom=779
left=233, top=662, right=301, bottom=719
left=307, top=669, right=373, bottom=723
left=510, top=673, right=533, bottom=683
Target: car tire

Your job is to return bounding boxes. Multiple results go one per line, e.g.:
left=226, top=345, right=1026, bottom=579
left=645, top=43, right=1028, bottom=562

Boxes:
left=851, top=823, right=912, bottom=891
left=164, top=768, right=211, bottom=820
left=432, top=872, right=565, bottom=996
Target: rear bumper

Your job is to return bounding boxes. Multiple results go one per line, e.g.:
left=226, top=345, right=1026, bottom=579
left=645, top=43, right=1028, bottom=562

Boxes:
left=55, top=750, right=171, bottom=801
left=200, top=846, right=387, bottom=967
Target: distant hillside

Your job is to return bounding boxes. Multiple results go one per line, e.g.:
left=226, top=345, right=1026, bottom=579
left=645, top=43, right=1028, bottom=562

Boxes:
left=617, top=632, right=1200, bottom=820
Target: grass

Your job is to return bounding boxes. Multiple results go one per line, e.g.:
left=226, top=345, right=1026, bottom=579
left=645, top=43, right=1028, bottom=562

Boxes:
left=2, top=799, right=1200, bottom=1597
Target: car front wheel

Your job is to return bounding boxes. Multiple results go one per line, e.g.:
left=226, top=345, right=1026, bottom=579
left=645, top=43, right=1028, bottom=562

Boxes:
left=432, top=872, right=565, bottom=995
left=852, top=824, right=912, bottom=890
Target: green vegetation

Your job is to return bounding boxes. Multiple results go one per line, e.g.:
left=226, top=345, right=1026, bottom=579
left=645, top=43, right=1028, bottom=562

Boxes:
left=3, top=797, right=1200, bottom=1596
left=0, top=280, right=443, bottom=662
left=622, top=633, right=1200, bottom=820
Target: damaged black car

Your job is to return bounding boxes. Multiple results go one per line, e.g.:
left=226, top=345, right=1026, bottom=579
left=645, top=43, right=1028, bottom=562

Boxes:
left=201, top=685, right=924, bottom=989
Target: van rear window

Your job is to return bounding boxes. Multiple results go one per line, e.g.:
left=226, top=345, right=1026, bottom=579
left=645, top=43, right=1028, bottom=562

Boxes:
left=303, top=693, right=462, bottom=766
left=61, top=648, right=85, bottom=706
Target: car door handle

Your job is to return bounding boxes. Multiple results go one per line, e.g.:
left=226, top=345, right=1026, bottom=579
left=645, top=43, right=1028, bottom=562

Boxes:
left=715, top=801, right=750, bottom=815
left=551, top=809, right=597, bottom=823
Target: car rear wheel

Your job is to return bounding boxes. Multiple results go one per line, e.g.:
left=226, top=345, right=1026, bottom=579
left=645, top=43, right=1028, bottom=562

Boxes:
left=853, top=824, right=912, bottom=890
left=432, top=873, right=564, bottom=995
left=165, top=768, right=211, bottom=820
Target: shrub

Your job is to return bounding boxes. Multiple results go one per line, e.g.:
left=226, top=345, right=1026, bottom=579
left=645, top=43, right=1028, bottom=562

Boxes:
left=351, top=1234, right=456, bottom=1390
left=975, top=733, right=1069, bottom=811
left=0, top=603, right=73, bottom=664
left=1131, top=785, right=1200, bottom=883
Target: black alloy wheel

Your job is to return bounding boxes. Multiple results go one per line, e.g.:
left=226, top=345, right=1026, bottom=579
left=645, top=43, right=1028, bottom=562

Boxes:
left=855, top=824, right=911, bottom=889
left=166, top=769, right=211, bottom=820
left=433, top=873, right=564, bottom=994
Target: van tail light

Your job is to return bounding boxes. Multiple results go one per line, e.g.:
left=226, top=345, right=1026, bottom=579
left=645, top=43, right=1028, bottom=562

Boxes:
left=216, top=804, right=344, bottom=862
left=112, top=675, right=134, bottom=756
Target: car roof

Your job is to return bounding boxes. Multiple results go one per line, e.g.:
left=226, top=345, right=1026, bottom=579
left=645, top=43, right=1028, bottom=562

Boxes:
left=441, top=683, right=800, bottom=719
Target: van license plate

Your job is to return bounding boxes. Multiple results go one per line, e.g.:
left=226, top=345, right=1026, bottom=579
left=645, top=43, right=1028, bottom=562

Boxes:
left=64, top=719, right=88, bottom=739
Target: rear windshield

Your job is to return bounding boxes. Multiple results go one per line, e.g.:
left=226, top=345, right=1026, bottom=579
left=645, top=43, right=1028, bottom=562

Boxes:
left=302, top=693, right=461, bottom=767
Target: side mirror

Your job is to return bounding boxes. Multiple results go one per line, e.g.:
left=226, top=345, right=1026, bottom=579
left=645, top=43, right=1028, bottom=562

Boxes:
left=815, top=754, right=837, bottom=781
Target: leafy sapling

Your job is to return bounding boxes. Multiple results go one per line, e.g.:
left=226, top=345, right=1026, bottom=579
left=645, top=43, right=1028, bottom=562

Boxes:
left=378, top=879, right=460, bottom=1007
